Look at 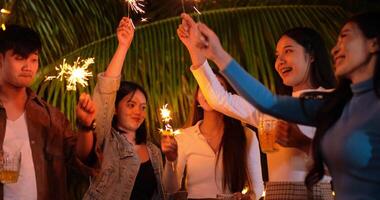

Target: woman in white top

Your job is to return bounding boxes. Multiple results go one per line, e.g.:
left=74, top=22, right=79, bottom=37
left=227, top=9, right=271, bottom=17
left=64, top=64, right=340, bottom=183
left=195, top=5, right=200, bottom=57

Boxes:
left=161, top=70, right=264, bottom=199
left=176, top=13, right=336, bottom=199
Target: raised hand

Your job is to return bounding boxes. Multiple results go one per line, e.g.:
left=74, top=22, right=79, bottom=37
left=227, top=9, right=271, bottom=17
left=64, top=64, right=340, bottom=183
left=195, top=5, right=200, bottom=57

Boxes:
left=117, top=17, right=135, bottom=49
left=178, top=13, right=206, bottom=67
left=161, top=135, right=178, bottom=162
left=197, top=23, right=232, bottom=70
left=76, top=93, right=96, bottom=127
left=104, top=17, right=135, bottom=77
left=275, top=120, right=312, bottom=153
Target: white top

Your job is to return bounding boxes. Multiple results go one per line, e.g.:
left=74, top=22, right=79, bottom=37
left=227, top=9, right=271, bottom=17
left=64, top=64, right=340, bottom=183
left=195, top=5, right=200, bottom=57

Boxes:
left=191, top=61, right=331, bottom=182
left=175, top=121, right=264, bottom=199
left=4, top=113, right=37, bottom=200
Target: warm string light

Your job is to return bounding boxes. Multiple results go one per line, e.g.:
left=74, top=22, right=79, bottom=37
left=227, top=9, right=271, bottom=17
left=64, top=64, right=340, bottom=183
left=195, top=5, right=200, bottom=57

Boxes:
left=45, top=57, right=94, bottom=91
left=0, top=8, right=11, bottom=31
left=159, top=104, right=180, bottom=136
left=0, top=9, right=11, bottom=14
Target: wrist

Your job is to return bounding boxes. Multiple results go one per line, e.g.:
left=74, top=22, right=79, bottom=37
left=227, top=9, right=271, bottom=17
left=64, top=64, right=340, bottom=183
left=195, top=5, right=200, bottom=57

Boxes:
left=117, top=43, right=131, bottom=51
left=213, top=49, right=232, bottom=70
left=76, top=119, right=96, bottom=132
left=189, top=52, right=206, bottom=68
left=165, top=159, right=176, bottom=171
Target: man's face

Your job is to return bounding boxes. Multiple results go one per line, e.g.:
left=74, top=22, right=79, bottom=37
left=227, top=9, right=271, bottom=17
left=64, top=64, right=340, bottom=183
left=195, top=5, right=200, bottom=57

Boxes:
left=0, top=50, right=39, bottom=88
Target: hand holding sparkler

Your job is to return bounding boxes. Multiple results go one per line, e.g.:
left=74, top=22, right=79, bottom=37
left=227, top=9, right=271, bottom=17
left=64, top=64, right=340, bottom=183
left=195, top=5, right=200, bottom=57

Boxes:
left=161, top=134, right=178, bottom=162
left=117, top=17, right=135, bottom=49
left=177, top=13, right=206, bottom=67
left=76, top=93, right=96, bottom=128
left=159, top=104, right=179, bottom=162
left=196, top=22, right=233, bottom=71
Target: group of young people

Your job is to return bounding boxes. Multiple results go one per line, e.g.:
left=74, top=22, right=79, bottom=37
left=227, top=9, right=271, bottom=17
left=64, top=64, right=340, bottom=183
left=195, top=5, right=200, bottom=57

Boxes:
left=0, top=8, right=379, bottom=200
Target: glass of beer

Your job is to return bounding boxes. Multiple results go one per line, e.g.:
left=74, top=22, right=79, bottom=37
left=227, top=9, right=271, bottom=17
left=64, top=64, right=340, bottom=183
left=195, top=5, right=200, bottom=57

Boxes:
left=258, top=113, right=279, bottom=153
left=0, top=150, right=21, bottom=184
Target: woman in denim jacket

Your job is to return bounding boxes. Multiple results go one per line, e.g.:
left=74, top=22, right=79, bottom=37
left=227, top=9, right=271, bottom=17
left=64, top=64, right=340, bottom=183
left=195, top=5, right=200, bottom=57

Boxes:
left=82, top=17, right=165, bottom=200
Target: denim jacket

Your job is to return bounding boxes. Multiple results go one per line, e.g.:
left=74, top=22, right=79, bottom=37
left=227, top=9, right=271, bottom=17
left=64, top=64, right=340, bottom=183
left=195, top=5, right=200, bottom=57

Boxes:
left=83, top=73, right=165, bottom=200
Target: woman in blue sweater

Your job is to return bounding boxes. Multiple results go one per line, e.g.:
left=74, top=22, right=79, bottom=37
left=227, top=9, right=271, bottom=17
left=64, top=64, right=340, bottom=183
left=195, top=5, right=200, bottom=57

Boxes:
left=186, top=12, right=380, bottom=200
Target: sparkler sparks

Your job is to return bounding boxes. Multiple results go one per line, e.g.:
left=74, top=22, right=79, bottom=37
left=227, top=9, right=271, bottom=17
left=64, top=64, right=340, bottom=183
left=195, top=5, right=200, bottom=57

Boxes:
left=159, top=104, right=180, bottom=136
left=125, top=0, right=145, bottom=15
left=45, top=57, right=94, bottom=91
left=140, top=18, right=148, bottom=22
left=160, top=104, right=172, bottom=123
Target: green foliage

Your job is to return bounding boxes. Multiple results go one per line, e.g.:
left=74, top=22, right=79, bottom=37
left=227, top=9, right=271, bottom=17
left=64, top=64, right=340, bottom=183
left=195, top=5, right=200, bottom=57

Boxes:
left=0, top=1, right=350, bottom=199
left=31, top=6, right=346, bottom=145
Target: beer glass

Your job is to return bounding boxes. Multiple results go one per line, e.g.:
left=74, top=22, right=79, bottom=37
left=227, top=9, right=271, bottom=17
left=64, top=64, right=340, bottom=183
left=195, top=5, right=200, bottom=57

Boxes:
left=0, top=150, right=21, bottom=184
left=258, top=113, right=279, bottom=153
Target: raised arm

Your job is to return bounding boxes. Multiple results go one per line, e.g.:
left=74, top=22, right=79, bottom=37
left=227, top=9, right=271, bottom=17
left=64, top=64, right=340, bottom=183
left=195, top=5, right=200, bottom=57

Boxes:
left=191, top=61, right=260, bottom=127
left=75, top=93, right=97, bottom=161
left=177, top=14, right=259, bottom=127
left=180, top=19, right=321, bottom=125
left=221, top=60, right=320, bottom=126
left=93, top=17, right=135, bottom=147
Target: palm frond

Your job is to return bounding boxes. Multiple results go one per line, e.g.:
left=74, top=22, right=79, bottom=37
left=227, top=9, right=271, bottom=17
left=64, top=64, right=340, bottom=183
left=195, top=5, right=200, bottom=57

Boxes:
left=32, top=5, right=346, bottom=144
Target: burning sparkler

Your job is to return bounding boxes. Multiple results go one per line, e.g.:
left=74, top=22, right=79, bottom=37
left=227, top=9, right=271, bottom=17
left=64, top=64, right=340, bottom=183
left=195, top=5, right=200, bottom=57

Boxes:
left=45, top=57, right=94, bottom=91
left=159, top=104, right=180, bottom=136
left=125, top=0, right=145, bottom=17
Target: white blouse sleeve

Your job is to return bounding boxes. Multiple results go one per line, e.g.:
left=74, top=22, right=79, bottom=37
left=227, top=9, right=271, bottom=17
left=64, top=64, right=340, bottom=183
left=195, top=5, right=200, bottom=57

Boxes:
left=191, top=61, right=260, bottom=127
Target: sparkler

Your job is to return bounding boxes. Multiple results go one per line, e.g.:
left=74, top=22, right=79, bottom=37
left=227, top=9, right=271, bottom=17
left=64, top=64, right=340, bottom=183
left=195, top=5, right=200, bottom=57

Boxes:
left=45, top=57, right=94, bottom=91
left=193, top=6, right=201, bottom=15
left=193, top=5, right=201, bottom=21
left=181, top=0, right=185, bottom=13
left=125, top=0, right=145, bottom=17
left=159, top=104, right=180, bottom=136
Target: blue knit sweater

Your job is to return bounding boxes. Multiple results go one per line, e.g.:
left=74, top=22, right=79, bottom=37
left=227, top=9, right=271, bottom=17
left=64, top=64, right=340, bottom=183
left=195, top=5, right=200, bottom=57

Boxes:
left=222, top=59, right=380, bottom=200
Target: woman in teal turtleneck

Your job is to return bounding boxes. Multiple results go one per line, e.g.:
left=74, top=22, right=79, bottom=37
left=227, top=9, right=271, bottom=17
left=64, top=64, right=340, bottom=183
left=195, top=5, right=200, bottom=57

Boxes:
left=185, top=11, right=380, bottom=200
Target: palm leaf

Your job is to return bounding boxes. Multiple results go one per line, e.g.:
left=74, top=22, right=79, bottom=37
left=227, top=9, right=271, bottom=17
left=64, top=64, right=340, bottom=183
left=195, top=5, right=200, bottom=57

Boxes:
left=31, top=5, right=346, bottom=144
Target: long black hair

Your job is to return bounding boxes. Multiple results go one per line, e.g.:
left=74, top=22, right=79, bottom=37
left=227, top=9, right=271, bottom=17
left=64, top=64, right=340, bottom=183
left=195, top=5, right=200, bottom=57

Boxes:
left=305, top=11, right=380, bottom=189
left=112, top=81, right=149, bottom=145
left=185, top=70, right=251, bottom=193
left=276, top=27, right=337, bottom=95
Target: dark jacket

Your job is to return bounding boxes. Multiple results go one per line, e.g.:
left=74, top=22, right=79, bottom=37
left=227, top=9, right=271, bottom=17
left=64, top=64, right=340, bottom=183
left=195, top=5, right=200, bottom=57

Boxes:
left=0, top=88, right=96, bottom=200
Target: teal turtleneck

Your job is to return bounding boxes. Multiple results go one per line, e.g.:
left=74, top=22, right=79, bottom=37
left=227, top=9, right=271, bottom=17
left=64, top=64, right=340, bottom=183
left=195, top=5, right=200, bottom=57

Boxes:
left=321, top=78, right=380, bottom=200
left=221, top=60, right=380, bottom=200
